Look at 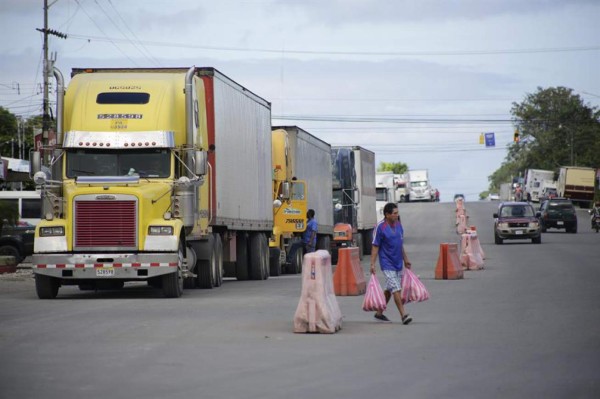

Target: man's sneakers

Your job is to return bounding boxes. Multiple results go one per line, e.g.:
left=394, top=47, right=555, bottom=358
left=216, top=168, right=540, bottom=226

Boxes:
left=402, top=314, right=413, bottom=325
left=374, top=313, right=391, bottom=322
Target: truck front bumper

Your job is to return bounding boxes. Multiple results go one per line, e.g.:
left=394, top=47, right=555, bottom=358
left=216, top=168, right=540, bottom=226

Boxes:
left=32, top=253, right=179, bottom=280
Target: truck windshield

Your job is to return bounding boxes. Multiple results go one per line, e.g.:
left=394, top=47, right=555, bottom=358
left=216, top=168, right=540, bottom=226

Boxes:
left=66, top=149, right=170, bottom=178
left=376, top=188, right=388, bottom=201
left=410, top=181, right=427, bottom=188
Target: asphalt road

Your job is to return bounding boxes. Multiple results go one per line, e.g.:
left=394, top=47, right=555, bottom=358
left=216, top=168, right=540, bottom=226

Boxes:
left=1, top=201, right=599, bottom=399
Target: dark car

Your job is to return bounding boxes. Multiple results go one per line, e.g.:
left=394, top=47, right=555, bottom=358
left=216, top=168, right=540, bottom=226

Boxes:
left=538, top=198, right=577, bottom=233
left=0, top=222, right=35, bottom=263
left=493, top=202, right=541, bottom=244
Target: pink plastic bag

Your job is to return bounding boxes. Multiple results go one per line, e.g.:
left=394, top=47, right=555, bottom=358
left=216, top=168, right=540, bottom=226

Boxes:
left=401, top=268, right=430, bottom=304
left=362, top=274, right=387, bottom=312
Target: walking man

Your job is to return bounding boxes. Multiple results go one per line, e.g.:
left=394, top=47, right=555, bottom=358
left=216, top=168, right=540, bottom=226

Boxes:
left=369, top=202, right=412, bottom=324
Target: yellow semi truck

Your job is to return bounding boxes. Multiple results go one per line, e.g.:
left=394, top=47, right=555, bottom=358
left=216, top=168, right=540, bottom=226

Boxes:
left=269, top=126, right=333, bottom=275
left=30, top=67, right=273, bottom=298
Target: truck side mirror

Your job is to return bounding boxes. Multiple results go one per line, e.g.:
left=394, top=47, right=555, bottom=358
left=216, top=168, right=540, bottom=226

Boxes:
left=30, top=151, right=42, bottom=176
left=281, top=182, right=290, bottom=199
left=194, top=151, right=208, bottom=176
left=353, top=189, right=360, bottom=204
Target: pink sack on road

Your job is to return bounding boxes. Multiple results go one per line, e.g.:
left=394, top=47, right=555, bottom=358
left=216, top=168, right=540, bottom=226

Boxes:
left=401, top=268, right=430, bottom=304
left=362, top=274, right=387, bottom=312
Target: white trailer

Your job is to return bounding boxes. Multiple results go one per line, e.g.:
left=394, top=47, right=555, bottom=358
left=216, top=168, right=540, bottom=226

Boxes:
left=354, top=147, right=377, bottom=234
left=376, top=172, right=396, bottom=221
left=524, top=169, right=555, bottom=202
left=394, top=173, right=409, bottom=202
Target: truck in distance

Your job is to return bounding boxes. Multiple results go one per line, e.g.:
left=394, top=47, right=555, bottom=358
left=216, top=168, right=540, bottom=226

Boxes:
left=557, top=166, right=596, bottom=208
left=407, top=169, right=432, bottom=202
left=524, top=169, right=554, bottom=202
left=331, top=146, right=377, bottom=261
left=376, top=172, right=396, bottom=220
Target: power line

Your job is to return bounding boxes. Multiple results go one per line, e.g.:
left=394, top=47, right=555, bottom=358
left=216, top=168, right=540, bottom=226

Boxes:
left=64, top=33, right=600, bottom=57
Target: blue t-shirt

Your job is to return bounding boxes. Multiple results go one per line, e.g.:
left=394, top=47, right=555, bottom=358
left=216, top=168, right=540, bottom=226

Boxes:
left=303, top=218, right=318, bottom=249
left=372, top=220, right=404, bottom=271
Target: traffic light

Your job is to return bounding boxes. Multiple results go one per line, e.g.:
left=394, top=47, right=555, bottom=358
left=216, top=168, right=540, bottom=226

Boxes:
left=513, top=129, right=520, bottom=142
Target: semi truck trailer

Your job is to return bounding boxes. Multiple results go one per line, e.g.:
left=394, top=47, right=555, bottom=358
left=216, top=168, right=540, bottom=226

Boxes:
left=331, top=146, right=377, bottom=261
left=30, top=67, right=273, bottom=298
left=270, top=126, right=333, bottom=275
left=557, top=166, right=596, bottom=208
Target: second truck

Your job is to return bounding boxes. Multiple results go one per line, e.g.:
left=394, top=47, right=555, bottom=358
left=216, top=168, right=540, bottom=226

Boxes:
left=269, top=126, right=333, bottom=275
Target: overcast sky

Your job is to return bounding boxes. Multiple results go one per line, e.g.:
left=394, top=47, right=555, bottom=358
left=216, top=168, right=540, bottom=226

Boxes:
left=1, top=0, right=599, bottom=201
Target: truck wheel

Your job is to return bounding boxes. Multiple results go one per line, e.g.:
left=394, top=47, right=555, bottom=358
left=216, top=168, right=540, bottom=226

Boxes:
left=196, top=235, right=217, bottom=289
left=183, top=241, right=197, bottom=289
left=0, top=245, right=22, bottom=264
left=269, top=248, right=282, bottom=277
left=249, top=233, right=267, bottom=280
left=356, top=234, right=364, bottom=261
left=213, top=233, right=224, bottom=287
left=291, top=245, right=303, bottom=274
left=162, top=242, right=184, bottom=297
left=362, top=230, right=373, bottom=255
left=235, top=233, right=250, bottom=281
left=35, top=274, right=59, bottom=299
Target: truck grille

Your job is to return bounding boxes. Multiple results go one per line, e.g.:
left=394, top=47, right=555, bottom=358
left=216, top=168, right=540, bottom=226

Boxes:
left=74, top=200, right=137, bottom=249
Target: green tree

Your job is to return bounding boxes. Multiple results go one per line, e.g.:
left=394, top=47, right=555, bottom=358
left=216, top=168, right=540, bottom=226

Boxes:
left=489, top=87, right=600, bottom=190
left=377, top=161, right=408, bottom=174
left=0, top=106, right=18, bottom=157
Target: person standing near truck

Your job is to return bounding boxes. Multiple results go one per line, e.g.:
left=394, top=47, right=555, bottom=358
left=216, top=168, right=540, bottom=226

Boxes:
left=303, top=209, right=317, bottom=253
left=369, top=202, right=412, bottom=325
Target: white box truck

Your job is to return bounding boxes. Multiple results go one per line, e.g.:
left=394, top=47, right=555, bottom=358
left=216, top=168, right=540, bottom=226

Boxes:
left=376, top=172, right=396, bottom=220
left=557, top=166, right=596, bottom=207
left=524, top=169, right=555, bottom=202
left=407, top=169, right=432, bottom=202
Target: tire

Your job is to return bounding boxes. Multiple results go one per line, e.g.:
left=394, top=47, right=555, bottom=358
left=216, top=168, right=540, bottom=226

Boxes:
left=291, top=245, right=303, bottom=274
left=249, top=233, right=267, bottom=280
left=183, top=241, right=197, bottom=289
left=356, top=234, right=364, bottom=261
left=532, top=236, right=541, bottom=244
left=213, top=233, right=224, bottom=287
left=235, top=233, right=250, bottom=281
left=494, top=232, right=503, bottom=245
left=269, top=248, right=282, bottom=277
left=35, top=274, right=59, bottom=299
left=362, top=229, right=373, bottom=255
left=162, top=242, right=184, bottom=298
left=196, top=235, right=217, bottom=289
left=0, top=244, right=22, bottom=264
left=540, top=223, right=547, bottom=233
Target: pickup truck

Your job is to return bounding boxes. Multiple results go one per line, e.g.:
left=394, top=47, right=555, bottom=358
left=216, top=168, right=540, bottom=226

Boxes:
left=0, top=222, right=35, bottom=264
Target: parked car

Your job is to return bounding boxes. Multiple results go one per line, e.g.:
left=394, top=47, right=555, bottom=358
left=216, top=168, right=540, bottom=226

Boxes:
left=538, top=198, right=577, bottom=233
left=0, top=221, right=35, bottom=263
left=488, top=193, right=500, bottom=201
left=493, top=202, right=541, bottom=244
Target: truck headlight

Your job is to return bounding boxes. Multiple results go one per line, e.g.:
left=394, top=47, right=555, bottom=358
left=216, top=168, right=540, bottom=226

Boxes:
left=498, top=222, right=509, bottom=229
left=148, top=226, right=174, bottom=235
left=40, top=226, right=65, bottom=236
left=529, top=221, right=539, bottom=228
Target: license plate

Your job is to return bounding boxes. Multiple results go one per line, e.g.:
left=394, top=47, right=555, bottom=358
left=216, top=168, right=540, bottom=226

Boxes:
left=96, top=268, right=115, bottom=277
left=557, top=221, right=564, bottom=226
left=515, top=230, right=523, bottom=235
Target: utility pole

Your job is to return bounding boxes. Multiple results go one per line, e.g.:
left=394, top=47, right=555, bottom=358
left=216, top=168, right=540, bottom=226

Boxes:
left=42, top=0, right=49, bottom=149
left=36, top=0, right=66, bottom=152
